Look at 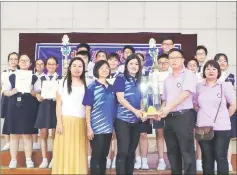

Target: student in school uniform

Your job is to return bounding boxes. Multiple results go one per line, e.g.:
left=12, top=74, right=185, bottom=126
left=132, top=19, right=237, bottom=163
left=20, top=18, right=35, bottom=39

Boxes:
left=113, top=54, right=143, bottom=175
left=83, top=60, right=116, bottom=175
left=52, top=57, right=88, bottom=174
left=134, top=53, right=152, bottom=170
left=187, top=58, right=203, bottom=172
left=152, top=53, right=170, bottom=170
left=193, top=60, right=236, bottom=175
left=214, top=53, right=236, bottom=172
left=3, top=54, right=40, bottom=169
left=118, top=45, right=135, bottom=73
left=95, top=50, right=107, bottom=62
left=34, top=57, right=61, bottom=169
left=32, top=58, right=46, bottom=150
left=160, top=36, right=175, bottom=55
left=106, top=53, right=121, bottom=169
left=195, top=45, right=209, bottom=73
left=1, top=52, right=19, bottom=151
left=158, top=48, right=197, bottom=175
left=76, top=50, right=94, bottom=86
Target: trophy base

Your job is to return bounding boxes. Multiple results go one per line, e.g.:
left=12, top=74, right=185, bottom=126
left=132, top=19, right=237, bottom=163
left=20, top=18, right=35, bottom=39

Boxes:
left=142, top=112, right=160, bottom=119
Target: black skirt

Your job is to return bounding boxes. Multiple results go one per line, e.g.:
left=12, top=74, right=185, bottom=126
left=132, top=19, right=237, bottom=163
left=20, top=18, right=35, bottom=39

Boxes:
left=1, top=95, right=8, bottom=118
left=34, top=99, right=57, bottom=129
left=7, top=93, right=38, bottom=134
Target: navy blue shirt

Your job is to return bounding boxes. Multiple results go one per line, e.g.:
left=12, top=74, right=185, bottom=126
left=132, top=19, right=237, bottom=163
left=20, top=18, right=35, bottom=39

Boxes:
left=82, top=80, right=116, bottom=134
left=113, top=74, right=142, bottom=123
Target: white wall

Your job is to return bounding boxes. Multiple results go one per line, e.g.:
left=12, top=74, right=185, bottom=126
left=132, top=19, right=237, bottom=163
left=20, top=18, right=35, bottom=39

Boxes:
left=1, top=2, right=236, bottom=75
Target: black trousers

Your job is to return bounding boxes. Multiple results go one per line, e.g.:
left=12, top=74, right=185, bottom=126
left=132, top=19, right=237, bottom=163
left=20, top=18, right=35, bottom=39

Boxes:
left=115, top=118, right=140, bottom=175
left=198, top=130, right=231, bottom=175
left=164, top=110, right=196, bottom=175
left=90, top=133, right=112, bottom=175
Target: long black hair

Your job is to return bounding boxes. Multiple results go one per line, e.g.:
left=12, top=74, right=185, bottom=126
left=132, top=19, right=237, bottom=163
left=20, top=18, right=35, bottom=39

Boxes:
left=124, top=53, right=142, bottom=83
left=63, top=57, right=87, bottom=94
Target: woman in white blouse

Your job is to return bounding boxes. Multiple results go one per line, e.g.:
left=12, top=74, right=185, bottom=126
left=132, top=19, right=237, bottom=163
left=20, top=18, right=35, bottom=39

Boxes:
left=52, top=57, right=88, bottom=174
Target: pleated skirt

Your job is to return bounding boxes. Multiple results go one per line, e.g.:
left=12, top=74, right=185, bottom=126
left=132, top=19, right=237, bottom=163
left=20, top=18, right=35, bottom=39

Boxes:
left=52, top=116, right=88, bottom=175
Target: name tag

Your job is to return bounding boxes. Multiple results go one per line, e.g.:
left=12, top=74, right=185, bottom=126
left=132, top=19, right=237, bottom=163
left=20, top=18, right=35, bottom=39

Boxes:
left=17, top=97, right=21, bottom=102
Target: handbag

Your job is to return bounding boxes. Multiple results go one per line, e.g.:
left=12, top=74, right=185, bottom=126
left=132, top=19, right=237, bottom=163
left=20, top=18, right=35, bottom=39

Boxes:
left=195, top=84, right=222, bottom=141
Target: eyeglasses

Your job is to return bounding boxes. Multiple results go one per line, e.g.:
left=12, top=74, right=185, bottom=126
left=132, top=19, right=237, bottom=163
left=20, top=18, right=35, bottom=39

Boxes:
left=19, top=60, right=30, bottom=63
left=9, top=58, right=18, bottom=61
left=158, top=62, right=169, bottom=65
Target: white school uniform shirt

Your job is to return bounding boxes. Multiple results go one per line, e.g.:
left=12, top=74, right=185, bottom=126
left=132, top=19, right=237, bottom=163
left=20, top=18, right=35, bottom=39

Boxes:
left=58, top=80, right=86, bottom=118
left=1, top=69, right=17, bottom=93
left=5, top=70, right=40, bottom=92
left=35, top=72, right=46, bottom=79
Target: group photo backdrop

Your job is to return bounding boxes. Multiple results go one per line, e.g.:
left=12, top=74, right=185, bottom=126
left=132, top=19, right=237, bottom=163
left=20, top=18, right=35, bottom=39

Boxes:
left=19, top=32, right=197, bottom=75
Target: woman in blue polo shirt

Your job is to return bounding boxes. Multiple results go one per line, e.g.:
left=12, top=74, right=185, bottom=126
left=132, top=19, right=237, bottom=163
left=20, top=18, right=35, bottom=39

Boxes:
left=113, top=54, right=143, bottom=175
left=83, top=60, right=116, bottom=175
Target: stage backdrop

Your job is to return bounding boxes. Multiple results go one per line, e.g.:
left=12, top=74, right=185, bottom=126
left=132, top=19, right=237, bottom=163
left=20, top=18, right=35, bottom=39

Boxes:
left=19, top=33, right=197, bottom=75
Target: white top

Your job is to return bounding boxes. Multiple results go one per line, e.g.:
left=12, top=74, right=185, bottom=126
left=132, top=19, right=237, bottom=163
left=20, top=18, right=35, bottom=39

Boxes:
left=4, top=70, right=41, bottom=92
left=58, top=80, right=86, bottom=118
left=1, top=69, right=17, bottom=93
left=118, top=64, right=125, bottom=73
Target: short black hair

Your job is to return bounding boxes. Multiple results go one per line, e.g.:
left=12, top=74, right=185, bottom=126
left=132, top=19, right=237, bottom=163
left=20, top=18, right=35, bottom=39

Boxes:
left=123, top=45, right=135, bottom=53
left=107, top=52, right=120, bottom=62
left=158, top=53, right=169, bottom=61
left=160, top=35, right=174, bottom=44
left=214, top=53, right=229, bottom=64
left=168, top=48, right=184, bottom=57
left=76, top=43, right=90, bottom=51
left=203, top=60, right=221, bottom=79
left=93, top=60, right=111, bottom=79
left=196, top=45, right=208, bottom=55
left=76, top=50, right=91, bottom=62
left=186, top=58, right=199, bottom=67
left=95, top=50, right=107, bottom=59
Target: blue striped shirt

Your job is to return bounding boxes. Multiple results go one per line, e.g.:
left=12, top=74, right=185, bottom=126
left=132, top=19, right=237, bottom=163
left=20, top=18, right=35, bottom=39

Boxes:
left=83, top=80, right=116, bottom=134
left=113, top=74, right=142, bottom=123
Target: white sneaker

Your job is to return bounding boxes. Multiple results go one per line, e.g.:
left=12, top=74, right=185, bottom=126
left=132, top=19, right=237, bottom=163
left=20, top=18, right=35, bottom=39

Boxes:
left=157, top=159, right=166, bottom=170
left=39, top=159, right=48, bottom=168
left=48, top=159, right=53, bottom=168
left=111, top=157, right=116, bottom=169
left=1, top=143, right=10, bottom=151
left=106, top=159, right=111, bottom=169
left=196, top=160, right=203, bottom=171
left=26, top=159, right=34, bottom=168
left=134, top=157, right=141, bottom=169
left=228, top=160, right=233, bottom=172
left=134, top=162, right=141, bottom=169
left=9, top=160, right=17, bottom=169
left=214, top=161, right=217, bottom=172
left=33, top=143, right=40, bottom=150
left=141, top=157, right=149, bottom=170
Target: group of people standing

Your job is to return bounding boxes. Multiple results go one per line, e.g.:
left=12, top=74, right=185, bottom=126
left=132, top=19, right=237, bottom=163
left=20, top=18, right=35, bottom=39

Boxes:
left=1, top=36, right=236, bottom=175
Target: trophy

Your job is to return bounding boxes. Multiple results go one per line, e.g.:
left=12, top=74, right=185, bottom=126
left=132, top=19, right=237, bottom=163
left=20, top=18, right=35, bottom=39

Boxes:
left=141, top=38, right=161, bottom=118
left=60, top=35, right=71, bottom=77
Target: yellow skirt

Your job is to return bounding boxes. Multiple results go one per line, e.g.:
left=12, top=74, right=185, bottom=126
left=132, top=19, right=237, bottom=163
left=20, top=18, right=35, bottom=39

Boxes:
left=52, top=116, right=88, bottom=175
